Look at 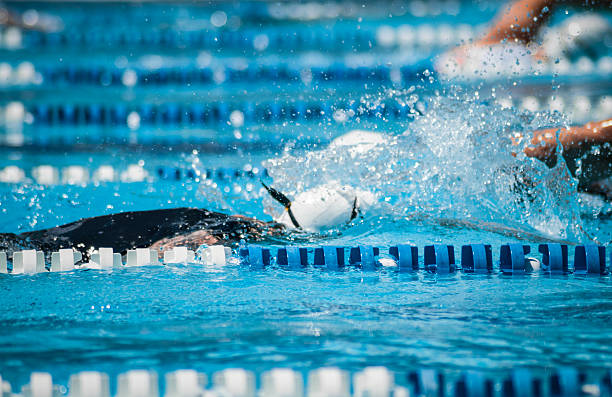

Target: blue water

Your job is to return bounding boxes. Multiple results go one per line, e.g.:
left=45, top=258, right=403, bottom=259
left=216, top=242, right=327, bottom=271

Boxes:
left=1, top=1, right=612, bottom=391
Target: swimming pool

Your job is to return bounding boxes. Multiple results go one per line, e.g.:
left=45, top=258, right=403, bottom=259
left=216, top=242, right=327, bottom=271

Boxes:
left=1, top=1, right=612, bottom=395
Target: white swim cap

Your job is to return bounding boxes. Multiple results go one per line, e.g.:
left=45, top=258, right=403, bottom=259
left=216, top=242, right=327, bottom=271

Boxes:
left=272, top=182, right=376, bottom=232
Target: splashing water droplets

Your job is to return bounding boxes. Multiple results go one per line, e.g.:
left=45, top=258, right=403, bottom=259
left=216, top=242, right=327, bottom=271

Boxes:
left=264, top=86, right=586, bottom=241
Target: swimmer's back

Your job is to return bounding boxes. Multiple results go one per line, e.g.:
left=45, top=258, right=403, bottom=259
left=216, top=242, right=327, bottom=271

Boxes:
left=13, top=207, right=280, bottom=255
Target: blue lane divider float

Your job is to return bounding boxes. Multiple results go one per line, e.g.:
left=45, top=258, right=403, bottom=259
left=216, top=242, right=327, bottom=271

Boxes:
left=238, top=243, right=609, bottom=274
left=156, top=166, right=268, bottom=181
left=538, top=243, right=569, bottom=274
left=28, top=100, right=418, bottom=127
left=277, top=246, right=308, bottom=268
left=20, top=22, right=466, bottom=52
left=239, top=245, right=271, bottom=269
left=388, top=244, right=418, bottom=272
left=461, top=244, right=493, bottom=273
left=349, top=245, right=380, bottom=270
left=500, top=244, right=531, bottom=274
left=37, top=63, right=426, bottom=86
left=314, top=246, right=345, bottom=270
left=424, top=244, right=455, bottom=273
left=503, top=368, right=538, bottom=397
left=455, top=371, right=494, bottom=397
left=22, top=26, right=380, bottom=51
left=575, top=244, right=606, bottom=274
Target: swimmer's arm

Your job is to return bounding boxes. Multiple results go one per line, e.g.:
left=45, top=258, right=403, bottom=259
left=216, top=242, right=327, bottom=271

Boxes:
left=480, top=0, right=554, bottom=45
left=479, top=0, right=612, bottom=45
left=524, top=118, right=612, bottom=187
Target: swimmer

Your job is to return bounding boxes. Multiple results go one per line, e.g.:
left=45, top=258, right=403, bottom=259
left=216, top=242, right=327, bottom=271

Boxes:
left=3, top=120, right=608, bottom=257
left=437, top=0, right=612, bottom=72
left=0, top=207, right=284, bottom=259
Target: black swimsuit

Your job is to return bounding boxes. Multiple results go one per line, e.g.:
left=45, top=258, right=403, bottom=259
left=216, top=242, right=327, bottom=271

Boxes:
left=0, top=207, right=281, bottom=256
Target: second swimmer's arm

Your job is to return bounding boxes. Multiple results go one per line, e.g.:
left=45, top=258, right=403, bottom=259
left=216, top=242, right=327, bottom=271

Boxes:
left=480, top=0, right=555, bottom=45
left=479, top=0, right=612, bottom=45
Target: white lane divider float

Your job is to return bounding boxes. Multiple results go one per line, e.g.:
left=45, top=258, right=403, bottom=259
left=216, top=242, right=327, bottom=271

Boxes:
left=0, top=164, right=149, bottom=186
left=164, top=370, right=207, bottom=397
left=213, top=368, right=256, bottom=397
left=12, top=250, right=45, bottom=274
left=51, top=249, right=81, bottom=272
left=87, top=247, right=123, bottom=269
left=163, top=246, right=195, bottom=264
left=116, top=371, right=158, bottom=397
left=21, top=372, right=54, bottom=397
left=0, top=252, right=6, bottom=273
left=307, top=367, right=350, bottom=397
left=68, top=372, right=110, bottom=397
left=260, top=369, right=303, bottom=397
left=126, top=248, right=161, bottom=267
left=0, top=374, right=11, bottom=397
left=200, top=245, right=232, bottom=266
left=0, top=245, right=233, bottom=275
left=353, top=367, right=397, bottom=397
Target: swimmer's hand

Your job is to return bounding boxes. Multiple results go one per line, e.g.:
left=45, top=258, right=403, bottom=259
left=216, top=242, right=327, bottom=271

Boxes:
left=521, top=119, right=612, bottom=189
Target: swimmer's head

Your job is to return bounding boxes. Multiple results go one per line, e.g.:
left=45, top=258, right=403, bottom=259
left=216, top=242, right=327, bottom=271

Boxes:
left=263, top=181, right=376, bottom=232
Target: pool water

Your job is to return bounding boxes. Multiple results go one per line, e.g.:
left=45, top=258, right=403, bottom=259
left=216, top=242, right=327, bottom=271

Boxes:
left=1, top=0, right=612, bottom=393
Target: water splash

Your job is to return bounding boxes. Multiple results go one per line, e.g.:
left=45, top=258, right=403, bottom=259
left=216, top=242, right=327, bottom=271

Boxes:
left=264, top=86, right=590, bottom=242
